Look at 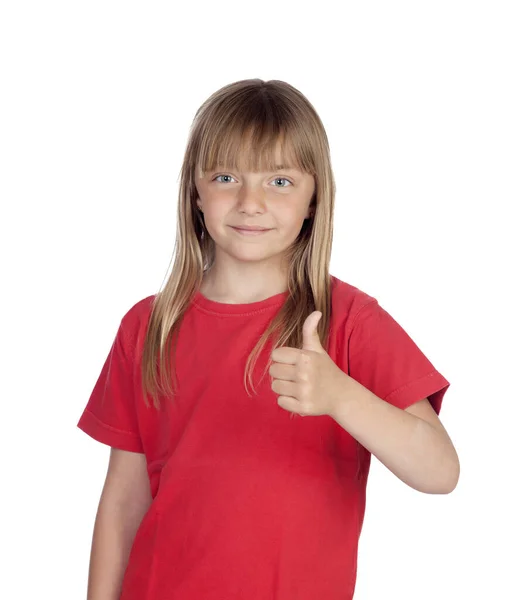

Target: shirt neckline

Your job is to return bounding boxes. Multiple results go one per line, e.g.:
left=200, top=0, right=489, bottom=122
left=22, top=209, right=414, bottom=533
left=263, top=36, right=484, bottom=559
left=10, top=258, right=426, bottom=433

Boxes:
left=191, top=288, right=290, bottom=315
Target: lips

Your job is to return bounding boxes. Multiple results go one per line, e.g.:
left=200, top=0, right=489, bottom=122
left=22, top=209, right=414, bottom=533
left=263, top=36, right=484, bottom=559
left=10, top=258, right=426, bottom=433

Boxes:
left=231, top=226, right=271, bottom=231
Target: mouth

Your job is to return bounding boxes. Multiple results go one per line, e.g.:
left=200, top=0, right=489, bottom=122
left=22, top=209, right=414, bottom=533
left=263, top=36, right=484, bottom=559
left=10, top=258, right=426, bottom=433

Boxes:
left=230, top=226, right=273, bottom=236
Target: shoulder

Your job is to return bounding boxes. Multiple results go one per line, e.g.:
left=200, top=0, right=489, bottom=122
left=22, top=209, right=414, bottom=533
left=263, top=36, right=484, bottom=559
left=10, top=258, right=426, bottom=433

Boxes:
left=121, top=294, right=156, bottom=321
left=117, top=294, right=157, bottom=348
left=329, top=274, right=379, bottom=331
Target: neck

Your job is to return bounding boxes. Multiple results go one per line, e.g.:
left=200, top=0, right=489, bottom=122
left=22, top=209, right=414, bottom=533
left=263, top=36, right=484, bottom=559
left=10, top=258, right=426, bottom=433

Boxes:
left=200, top=265, right=288, bottom=304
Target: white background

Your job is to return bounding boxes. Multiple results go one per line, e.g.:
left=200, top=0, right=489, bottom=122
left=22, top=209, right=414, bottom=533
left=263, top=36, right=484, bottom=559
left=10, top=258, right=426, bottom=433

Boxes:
left=1, top=1, right=508, bottom=598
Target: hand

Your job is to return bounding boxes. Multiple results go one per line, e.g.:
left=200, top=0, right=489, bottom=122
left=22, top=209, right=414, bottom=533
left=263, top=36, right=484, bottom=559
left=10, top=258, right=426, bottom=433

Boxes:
left=269, top=311, right=353, bottom=418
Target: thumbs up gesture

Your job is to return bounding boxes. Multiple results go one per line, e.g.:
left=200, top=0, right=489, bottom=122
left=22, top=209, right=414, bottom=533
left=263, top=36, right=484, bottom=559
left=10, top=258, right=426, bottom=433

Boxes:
left=269, top=311, right=353, bottom=418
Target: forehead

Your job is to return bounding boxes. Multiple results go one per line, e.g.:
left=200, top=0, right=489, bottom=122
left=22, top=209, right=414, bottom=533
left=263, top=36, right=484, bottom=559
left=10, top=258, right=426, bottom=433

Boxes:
left=195, top=131, right=309, bottom=177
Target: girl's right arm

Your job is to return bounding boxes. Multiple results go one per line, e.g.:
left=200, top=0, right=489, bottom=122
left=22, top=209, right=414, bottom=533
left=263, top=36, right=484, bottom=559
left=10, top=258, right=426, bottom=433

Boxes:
left=86, top=448, right=153, bottom=600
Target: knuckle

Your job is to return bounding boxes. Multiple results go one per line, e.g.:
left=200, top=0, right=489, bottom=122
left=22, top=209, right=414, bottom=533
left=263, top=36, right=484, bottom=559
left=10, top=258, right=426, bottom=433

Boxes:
left=301, top=403, right=312, bottom=416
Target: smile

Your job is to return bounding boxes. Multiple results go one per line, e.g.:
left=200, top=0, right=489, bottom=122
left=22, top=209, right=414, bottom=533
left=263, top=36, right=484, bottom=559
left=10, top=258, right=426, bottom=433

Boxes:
left=230, top=227, right=273, bottom=236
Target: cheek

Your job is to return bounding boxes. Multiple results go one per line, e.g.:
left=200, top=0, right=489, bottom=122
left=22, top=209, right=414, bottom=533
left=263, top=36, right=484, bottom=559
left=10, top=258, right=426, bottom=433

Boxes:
left=277, top=212, right=308, bottom=233
left=209, top=193, right=236, bottom=214
left=202, top=197, right=230, bottom=220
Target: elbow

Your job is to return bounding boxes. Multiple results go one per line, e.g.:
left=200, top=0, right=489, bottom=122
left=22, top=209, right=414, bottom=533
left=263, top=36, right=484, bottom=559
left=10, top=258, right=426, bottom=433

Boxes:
left=420, top=453, right=461, bottom=495
left=443, top=457, right=460, bottom=494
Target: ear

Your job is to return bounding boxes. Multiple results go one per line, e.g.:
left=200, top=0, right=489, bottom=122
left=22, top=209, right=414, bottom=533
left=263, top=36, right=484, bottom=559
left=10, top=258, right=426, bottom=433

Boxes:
left=307, top=197, right=316, bottom=219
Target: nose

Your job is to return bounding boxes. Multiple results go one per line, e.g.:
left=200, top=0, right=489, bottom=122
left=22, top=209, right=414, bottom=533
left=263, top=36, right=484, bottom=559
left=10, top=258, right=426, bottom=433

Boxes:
left=236, top=184, right=267, bottom=214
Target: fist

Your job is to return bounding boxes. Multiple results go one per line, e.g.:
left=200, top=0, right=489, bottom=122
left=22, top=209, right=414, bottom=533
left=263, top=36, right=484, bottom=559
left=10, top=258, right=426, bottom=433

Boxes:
left=269, top=311, right=352, bottom=417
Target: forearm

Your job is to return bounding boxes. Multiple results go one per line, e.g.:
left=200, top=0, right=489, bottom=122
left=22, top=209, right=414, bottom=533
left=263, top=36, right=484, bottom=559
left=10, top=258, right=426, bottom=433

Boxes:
left=87, top=496, right=147, bottom=600
left=330, top=379, right=459, bottom=494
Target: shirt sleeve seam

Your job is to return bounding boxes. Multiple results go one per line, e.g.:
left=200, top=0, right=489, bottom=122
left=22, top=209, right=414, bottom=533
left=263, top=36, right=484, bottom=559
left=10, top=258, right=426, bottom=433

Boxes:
left=346, top=299, right=378, bottom=339
left=82, top=408, right=140, bottom=438
left=118, top=320, right=137, bottom=364
left=384, top=369, right=438, bottom=403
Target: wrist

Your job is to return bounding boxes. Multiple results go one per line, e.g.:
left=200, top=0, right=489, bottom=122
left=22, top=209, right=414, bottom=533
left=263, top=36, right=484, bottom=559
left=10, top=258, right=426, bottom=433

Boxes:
left=328, top=375, right=366, bottom=424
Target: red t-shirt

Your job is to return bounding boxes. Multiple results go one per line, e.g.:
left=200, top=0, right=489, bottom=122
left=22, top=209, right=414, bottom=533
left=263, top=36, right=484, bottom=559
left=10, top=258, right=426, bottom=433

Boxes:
left=77, top=275, right=450, bottom=599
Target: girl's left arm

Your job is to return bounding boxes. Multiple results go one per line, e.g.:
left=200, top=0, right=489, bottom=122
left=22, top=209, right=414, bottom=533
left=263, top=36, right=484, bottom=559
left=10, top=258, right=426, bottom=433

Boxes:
left=269, top=310, right=458, bottom=494
left=330, top=381, right=460, bottom=494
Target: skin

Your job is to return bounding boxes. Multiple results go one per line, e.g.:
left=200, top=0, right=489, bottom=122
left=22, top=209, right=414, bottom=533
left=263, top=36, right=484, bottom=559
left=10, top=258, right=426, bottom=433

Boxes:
left=194, top=147, right=315, bottom=304
left=270, top=311, right=460, bottom=494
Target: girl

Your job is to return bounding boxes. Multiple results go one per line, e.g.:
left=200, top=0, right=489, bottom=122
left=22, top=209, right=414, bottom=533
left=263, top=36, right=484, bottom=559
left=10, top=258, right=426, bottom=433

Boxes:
left=77, top=78, right=458, bottom=600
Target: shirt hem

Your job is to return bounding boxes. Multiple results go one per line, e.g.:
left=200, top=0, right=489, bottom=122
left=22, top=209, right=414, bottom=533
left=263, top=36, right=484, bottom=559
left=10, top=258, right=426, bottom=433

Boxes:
left=384, top=370, right=451, bottom=415
left=77, top=409, right=144, bottom=453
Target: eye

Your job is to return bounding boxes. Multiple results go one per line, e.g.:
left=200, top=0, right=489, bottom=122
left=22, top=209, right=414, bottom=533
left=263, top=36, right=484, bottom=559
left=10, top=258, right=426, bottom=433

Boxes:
left=271, top=177, right=292, bottom=188
left=213, top=174, right=293, bottom=187
left=213, top=174, right=236, bottom=184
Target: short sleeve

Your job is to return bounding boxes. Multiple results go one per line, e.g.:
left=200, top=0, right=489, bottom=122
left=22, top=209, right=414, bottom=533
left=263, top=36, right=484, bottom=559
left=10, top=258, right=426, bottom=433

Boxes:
left=77, top=317, right=144, bottom=453
left=348, top=300, right=450, bottom=415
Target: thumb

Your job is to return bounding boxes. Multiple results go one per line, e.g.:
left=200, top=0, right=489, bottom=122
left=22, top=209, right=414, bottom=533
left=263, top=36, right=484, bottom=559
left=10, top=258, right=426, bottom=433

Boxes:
left=302, top=311, right=324, bottom=352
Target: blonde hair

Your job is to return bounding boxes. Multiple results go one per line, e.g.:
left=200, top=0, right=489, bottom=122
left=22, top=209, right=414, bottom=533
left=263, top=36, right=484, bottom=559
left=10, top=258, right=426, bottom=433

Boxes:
left=141, top=78, right=336, bottom=409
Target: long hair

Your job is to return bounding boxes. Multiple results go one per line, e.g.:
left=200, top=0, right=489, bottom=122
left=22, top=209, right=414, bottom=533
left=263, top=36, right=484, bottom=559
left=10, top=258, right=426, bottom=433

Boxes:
left=141, top=79, right=336, bottom=408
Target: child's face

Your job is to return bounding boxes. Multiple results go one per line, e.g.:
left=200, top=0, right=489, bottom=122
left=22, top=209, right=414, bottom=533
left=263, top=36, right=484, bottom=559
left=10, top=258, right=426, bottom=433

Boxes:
left=194, top=149, right=316, bottom=265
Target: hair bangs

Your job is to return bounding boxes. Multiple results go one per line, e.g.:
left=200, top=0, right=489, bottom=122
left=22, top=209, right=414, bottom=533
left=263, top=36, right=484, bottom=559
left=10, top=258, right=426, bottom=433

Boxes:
left=196, top=119, right=315, bottom=178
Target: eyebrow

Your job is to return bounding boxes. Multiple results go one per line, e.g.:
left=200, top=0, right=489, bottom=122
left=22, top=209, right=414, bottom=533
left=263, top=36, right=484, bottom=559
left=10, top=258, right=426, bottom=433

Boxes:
left=204, top=164, right=301, bottom=174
